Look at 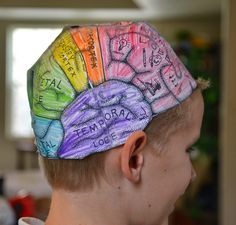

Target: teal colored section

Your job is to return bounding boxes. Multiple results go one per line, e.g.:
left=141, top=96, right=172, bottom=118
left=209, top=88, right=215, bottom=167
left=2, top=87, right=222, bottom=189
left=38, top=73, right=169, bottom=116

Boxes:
left=32, top=114, right=64, bottom=158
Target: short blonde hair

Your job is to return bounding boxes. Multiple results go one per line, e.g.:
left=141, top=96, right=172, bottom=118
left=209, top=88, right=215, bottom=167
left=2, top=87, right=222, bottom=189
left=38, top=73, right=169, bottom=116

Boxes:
left=146, top=78, right=209, bottom=154
left=40, top=78, right=209, bottom=192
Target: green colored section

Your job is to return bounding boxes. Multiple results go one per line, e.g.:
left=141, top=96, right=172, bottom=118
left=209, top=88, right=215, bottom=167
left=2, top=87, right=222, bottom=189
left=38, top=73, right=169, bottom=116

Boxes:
left=27, top=67, right=34, bottom=109
left=32, top=50, right=75, bottom=119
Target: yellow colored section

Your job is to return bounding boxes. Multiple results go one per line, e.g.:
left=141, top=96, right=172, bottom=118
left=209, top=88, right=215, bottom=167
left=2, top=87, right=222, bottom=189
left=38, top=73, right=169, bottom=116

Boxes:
left=51, top=30, right=88, bottom=92
left=71, top=26, right=105, bottom=86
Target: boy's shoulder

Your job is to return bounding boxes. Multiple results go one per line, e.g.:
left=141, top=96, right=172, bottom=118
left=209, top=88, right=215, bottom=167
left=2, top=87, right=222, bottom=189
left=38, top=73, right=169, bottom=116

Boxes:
left=18, top=217, right=44, bottom=225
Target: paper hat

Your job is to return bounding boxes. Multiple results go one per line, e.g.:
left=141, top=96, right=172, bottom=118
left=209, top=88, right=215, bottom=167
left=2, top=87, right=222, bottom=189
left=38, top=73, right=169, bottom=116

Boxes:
left=27, top=21, right=196, bottom=159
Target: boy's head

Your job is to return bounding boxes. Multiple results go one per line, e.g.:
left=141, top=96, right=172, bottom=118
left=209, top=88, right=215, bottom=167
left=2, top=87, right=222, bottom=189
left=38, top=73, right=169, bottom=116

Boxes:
left=40, top=81, right=206, bottom=192
left=27, top=21, right=207, bottom=223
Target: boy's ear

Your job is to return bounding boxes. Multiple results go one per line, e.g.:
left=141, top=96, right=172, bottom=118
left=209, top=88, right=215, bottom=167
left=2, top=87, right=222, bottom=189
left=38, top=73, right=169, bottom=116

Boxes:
left=120, top=131, right=147, bottom=183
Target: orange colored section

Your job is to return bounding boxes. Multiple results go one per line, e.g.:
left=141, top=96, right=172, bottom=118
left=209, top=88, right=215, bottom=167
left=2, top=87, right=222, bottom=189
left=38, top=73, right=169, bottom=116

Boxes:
left=71, top=26, right=105, bottom=86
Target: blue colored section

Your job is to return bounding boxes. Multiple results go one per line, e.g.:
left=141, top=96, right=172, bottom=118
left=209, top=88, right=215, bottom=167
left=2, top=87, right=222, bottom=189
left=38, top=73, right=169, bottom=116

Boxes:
left=32, top=114, right=64, bottom=158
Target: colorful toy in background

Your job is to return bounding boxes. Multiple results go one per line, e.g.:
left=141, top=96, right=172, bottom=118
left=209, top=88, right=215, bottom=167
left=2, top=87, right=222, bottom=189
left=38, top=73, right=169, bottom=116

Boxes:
left=171, top=30, right=219, bottom=225
left=9, top=191, right=36, bottom=220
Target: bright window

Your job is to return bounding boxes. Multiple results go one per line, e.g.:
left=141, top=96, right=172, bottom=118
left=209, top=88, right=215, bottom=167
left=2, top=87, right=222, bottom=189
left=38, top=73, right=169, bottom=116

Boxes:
left=6, top=27, right=62, bottom=138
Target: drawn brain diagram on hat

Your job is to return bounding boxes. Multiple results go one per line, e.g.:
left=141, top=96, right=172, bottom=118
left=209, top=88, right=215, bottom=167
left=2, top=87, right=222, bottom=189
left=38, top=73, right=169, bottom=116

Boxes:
left=27, top=22, right=196, bottom=159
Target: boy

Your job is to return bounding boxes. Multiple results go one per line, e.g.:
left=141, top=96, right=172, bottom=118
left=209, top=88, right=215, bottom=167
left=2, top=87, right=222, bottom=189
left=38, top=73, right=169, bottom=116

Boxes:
left=20, top=21, right=207, bottom=225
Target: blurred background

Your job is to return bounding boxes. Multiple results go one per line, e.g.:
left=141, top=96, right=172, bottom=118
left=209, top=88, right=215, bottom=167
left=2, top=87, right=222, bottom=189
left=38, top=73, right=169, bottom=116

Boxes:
left=0, top=0, right=235, bottom=225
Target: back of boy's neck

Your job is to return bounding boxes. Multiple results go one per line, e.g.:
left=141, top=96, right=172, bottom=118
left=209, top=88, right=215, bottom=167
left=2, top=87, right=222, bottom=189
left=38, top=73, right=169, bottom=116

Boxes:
left=45, top=190, right=122, bottom=225
left=45, top=190, right=169, bottom=225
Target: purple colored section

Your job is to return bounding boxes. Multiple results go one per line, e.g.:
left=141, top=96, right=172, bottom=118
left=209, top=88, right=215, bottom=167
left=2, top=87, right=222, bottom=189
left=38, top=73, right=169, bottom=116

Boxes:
left=58, top=80, right=152, bottom=159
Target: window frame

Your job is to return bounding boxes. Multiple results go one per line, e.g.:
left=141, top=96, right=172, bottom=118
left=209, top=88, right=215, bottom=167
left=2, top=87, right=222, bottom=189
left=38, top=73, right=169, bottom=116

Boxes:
left=5, top=24, right=62, bottom=139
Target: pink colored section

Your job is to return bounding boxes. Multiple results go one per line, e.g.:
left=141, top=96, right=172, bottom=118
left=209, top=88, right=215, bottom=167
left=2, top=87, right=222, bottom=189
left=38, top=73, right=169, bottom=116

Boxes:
left=98, top=22, right=196, bottom=114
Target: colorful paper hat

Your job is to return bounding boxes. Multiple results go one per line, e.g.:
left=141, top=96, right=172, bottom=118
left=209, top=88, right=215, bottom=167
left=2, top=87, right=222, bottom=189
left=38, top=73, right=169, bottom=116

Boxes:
left=27, top=21, right=196, bottom=159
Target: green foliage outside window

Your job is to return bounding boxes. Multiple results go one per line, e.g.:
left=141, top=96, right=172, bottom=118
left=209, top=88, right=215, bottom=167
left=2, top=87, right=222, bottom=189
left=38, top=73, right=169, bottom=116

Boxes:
left=171, top=30, right=219, bottom=225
